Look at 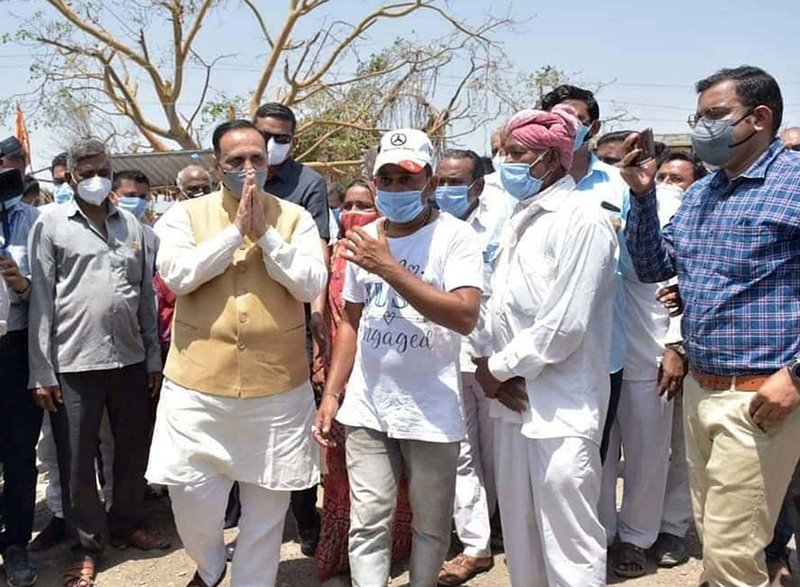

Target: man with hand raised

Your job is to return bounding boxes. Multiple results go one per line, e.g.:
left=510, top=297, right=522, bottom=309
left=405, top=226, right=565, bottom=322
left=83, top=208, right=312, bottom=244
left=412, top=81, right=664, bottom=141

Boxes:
left=313, top=128, right=483, bottom=587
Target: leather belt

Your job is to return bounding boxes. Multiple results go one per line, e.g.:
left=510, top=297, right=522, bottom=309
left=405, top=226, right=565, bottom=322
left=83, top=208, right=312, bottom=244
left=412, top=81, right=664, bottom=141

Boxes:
left=690, top=367, right=770, bottom=392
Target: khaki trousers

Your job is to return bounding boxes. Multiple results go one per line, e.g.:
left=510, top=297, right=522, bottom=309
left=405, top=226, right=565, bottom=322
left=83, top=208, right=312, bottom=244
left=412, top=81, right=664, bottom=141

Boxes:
left=684, top=375, right=800, bottom=587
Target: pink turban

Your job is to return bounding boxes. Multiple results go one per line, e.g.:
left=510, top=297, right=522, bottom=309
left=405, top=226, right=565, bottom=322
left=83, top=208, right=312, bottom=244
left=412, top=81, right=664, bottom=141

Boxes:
left=504, top=104, right=581, bottom=170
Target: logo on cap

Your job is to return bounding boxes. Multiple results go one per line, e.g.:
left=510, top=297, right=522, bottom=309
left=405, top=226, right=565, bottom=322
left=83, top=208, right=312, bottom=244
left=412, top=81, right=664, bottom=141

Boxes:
left=389, top=133, right=407, bottom=147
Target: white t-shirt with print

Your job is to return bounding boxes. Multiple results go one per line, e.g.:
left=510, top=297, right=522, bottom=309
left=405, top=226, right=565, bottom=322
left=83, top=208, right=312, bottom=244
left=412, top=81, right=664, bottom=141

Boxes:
left=337, top=213, right=483, bottom=443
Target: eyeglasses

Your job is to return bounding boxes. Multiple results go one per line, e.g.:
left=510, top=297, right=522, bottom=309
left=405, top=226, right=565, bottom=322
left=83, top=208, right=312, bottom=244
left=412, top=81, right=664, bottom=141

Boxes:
left=687, top=108, right=753, bottom=130
left=261, top=131, right=292, bottom=145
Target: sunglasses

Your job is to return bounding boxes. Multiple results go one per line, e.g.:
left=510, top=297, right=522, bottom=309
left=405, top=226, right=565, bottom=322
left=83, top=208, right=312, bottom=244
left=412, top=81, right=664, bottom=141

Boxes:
left=261, top=131, right=293, bottom=145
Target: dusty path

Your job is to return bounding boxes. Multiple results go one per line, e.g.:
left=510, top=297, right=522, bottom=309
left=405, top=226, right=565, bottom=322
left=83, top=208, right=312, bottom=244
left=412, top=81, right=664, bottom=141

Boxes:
left=18, top=479, right=795, bottom=586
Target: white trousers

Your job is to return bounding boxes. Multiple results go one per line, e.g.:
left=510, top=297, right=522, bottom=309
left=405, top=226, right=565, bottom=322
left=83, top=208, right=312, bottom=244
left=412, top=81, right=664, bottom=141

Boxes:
left=38, top=410, right=115, bottom=517
left=599, top=377, right=673, bottom=549
left=169, top=476, right=290, bottom=587
left=493, top=419, right=606, bottom=587
left=453, top=372, right=495, bottom=558
left=660, top=390, right=693, bottom=537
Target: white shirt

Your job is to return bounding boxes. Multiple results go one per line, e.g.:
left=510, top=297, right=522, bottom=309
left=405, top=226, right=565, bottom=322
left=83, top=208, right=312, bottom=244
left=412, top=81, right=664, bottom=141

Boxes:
left=620, top=184, right=683, bottom=379
left=337, top=213, right=484, bottom=443
left=0, top=276, right=9, bottom=338
left=575, top=154, right=630, bottom=373
left=154, top=197, right=327, bottom=303
left=487, top=176, right=619, bottom=444
left=457, top=186, right=512, bottom=373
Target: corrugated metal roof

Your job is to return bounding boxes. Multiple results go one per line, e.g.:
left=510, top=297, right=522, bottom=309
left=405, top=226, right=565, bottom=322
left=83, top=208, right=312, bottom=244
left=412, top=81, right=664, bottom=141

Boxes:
left=111, top=149, right=216, bottom=189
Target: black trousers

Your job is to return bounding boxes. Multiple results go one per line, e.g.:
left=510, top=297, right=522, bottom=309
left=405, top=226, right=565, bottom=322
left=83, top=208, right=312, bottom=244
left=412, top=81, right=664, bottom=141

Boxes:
left=600, top=369, right=624, bottom=464
left=0, top=330, right=43, bottom=549
left=51, top=362, right=150, bottom=551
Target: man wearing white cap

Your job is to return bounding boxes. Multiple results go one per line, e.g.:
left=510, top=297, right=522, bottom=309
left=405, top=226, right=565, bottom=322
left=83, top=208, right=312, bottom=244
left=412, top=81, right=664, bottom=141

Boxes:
left=313, top=128, right=483, bottom=586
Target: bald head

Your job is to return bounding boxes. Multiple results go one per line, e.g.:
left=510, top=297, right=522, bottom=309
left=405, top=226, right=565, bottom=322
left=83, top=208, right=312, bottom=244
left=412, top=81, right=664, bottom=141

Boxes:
left=781, top=127, right=800, bottom=150
left=176, top=165, right=213, bottom=199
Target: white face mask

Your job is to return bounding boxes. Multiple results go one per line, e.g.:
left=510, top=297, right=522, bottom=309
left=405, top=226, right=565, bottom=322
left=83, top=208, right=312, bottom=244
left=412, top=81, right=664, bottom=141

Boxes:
left=76, top=176, right=112, bottom=206
left=267, top=138, right=292, bottom=166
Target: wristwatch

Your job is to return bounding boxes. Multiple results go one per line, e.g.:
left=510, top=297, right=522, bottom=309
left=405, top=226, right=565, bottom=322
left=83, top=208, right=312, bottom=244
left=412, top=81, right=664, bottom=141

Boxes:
left=788, top=357, right=800, bottom=385
left=664, top=342, right=686, bottom=359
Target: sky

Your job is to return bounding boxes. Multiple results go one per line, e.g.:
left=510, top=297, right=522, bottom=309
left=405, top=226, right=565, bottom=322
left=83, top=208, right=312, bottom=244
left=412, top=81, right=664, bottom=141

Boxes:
left=1, top=0, right=798, bottom=174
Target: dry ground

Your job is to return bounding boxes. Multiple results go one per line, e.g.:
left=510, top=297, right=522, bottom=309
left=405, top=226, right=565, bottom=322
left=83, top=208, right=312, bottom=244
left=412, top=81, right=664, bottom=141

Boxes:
left=13, top=478, right=796, bottom=587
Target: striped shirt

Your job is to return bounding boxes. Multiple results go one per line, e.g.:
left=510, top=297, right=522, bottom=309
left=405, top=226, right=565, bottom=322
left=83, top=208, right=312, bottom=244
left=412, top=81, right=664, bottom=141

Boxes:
left=626, top=140, right=800, bottom=376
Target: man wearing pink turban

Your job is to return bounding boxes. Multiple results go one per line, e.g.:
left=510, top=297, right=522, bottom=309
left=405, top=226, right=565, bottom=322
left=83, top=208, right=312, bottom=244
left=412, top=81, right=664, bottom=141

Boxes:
left=473, top=103, right=619, bottom=586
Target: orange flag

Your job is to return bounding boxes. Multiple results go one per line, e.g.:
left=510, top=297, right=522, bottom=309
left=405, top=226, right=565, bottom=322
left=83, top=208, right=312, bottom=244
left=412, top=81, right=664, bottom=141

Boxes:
left=14, top=104, right=30, bottom=168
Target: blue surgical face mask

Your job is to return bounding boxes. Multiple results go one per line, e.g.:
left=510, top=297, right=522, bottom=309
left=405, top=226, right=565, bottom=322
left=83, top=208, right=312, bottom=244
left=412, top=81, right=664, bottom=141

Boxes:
left=435, top=184, right=472, bottom=218
left=118, top=196, right=149, bottom=220
left=375, top=188, right=426, bottom=223
left=573, top=123, right=591, bottom=152
left=223, top=169, right=268, bottom=200
left=500, top=153, right=549, bottom=201
left=53, top=183, right=74, bottom=204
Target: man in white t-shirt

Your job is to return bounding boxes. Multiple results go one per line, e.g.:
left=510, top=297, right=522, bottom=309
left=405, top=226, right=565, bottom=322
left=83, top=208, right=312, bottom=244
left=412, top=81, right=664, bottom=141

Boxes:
left=314, top=128, right=483, bottom=587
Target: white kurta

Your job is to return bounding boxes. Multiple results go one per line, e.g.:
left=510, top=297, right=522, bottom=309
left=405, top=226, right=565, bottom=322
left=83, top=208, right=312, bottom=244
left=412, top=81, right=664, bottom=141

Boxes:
left=487, top=175, right=619, bottom=445
left=146, top=197, right=327, bottom=489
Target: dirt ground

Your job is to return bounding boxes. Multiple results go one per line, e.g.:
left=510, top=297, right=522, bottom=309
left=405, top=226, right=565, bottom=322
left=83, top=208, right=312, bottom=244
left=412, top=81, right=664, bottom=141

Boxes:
left=15, top=478, right=797, bottom=587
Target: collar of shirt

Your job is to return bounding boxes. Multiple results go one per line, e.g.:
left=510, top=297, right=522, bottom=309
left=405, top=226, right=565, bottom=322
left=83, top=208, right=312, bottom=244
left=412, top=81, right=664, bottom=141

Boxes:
left=576, top=153, right=616, bottom=189
left=466, top=192, right=492, bottom=230
left=65, top=197, right=120, bottom=220
left=507, top=175, right=577, bottom=241
left=709, top=138, right=785, bottom=190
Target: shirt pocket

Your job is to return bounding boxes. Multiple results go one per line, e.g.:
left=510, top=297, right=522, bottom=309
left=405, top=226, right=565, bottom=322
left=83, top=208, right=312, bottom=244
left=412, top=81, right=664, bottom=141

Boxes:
left=117, top=241, right=144, bottom=285
left=717, top=225, right=785, bottom=279
left=506, top=251, right=553, bottom=315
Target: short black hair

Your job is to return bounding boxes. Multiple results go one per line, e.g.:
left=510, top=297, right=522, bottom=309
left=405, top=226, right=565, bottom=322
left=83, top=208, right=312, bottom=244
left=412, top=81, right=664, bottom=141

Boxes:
left=541, top=85, right=600, bottom=123
left=440, top=149, right=485, bottom=182
left=253, top=102, right=297, bottom=133
left=211, top=119, right=266, bottom=156
left=657, top=150, right=708, bottom=183
left=22, top=175, right=39, bottom=197
left=113, top=169, right=150, bottom=189
left=480, top=156, right=495, bottom=175
left=596, top=130, right=634, bottom=148
left=50, top=152, right=68, bottom=174
left=695, top=66, right=783, bottom=134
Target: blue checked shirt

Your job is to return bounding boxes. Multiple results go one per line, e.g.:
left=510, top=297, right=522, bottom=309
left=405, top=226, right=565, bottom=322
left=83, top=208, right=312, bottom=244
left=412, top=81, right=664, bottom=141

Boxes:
left=626, top=140, right=800, bottom=376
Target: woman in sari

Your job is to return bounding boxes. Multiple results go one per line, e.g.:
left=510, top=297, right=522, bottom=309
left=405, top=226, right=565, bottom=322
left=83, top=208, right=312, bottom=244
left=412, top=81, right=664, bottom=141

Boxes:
left=314, top=179, right=413, bottom=581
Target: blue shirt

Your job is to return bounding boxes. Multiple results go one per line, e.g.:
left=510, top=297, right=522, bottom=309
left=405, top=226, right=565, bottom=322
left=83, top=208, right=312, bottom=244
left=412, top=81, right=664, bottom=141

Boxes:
left=575, top=154, right=628, bottom=373
left=626, top=140, right=800, bottom=376
left=0, top=201, right=39, bottom=332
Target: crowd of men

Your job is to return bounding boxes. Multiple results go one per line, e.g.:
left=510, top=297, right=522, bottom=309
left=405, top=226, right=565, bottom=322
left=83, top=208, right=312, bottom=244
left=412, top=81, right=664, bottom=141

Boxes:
left=0, top=63, right=800, bottom=587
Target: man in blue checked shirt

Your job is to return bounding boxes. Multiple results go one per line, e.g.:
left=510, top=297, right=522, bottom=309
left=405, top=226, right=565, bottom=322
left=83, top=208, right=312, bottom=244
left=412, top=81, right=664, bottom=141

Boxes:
left=622, top=65, right=800, bottom=587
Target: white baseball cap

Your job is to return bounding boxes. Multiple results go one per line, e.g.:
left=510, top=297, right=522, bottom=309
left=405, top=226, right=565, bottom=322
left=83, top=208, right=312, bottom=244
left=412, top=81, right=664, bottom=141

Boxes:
left=373, top=128, right=434, bottom=175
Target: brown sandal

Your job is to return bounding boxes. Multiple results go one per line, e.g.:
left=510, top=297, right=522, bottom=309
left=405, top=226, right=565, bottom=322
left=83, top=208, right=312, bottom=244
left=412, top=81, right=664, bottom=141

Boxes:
left=438, top=553, right=494, bottom=586
left=63, top=554, right=97, bottom=587
left=112, top=527, right=172, bottom=550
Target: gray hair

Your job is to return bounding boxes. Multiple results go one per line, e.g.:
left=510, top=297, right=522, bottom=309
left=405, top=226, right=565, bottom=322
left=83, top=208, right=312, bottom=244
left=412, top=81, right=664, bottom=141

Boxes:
left=176, top=164, right=211, bottom=191
left=67, top=138, right=110, bottom=172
